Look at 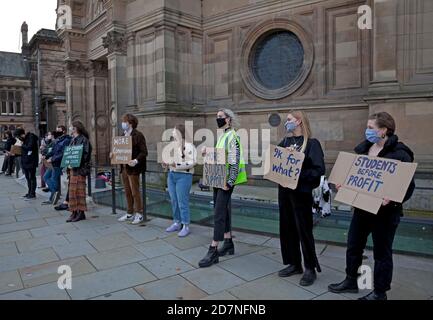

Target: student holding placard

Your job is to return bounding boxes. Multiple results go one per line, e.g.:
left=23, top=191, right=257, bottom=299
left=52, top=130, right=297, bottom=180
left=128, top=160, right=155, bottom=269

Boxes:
left=198, top=109, right=247, bottom=268
left=277, top=110, right=325, bottom=287
left=115, top=114, right=148, bottom=225
left=65, top=121, right=92, bottom=223
left=163, top=124, right=197, bottom=237
left=329, top=112, right=415, bottom=300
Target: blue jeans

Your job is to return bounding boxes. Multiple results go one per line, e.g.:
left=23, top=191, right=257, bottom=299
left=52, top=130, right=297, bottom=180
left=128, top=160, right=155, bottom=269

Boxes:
left=167, top=171, right=193, bottom=225
left=44, top=167, right=62, bottom=200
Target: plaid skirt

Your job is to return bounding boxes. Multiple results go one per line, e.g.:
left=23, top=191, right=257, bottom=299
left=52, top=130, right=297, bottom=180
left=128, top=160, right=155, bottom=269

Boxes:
left=69, top=175, right=87, bottom=212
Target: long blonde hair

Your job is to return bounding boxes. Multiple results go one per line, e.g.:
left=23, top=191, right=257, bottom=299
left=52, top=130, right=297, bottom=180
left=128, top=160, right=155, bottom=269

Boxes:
left=287, top=109, right=312, bottom=152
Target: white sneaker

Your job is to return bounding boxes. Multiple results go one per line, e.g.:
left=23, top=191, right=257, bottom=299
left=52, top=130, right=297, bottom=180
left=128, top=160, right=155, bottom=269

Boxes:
left=118, top=213, right=133, bottom=222
left=131, top=214, right=144, bottom=225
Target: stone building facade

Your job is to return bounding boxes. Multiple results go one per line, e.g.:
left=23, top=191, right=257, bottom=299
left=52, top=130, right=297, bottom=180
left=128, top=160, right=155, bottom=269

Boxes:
left=0, top=22, right=66, bottom=139
left=57, top=0, right=433, bottom=210
left=0, top=23, right=33, bottom=135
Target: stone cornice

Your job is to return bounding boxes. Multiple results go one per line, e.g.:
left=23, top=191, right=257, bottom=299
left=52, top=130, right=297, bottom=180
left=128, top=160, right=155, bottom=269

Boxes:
left=203, top=0, right=324, bottom=30
left=127, top=7, right=201, bottom=34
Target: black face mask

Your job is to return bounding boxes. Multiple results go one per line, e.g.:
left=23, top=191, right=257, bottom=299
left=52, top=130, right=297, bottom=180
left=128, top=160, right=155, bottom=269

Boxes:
left=216, top=117, right=227, bottom=128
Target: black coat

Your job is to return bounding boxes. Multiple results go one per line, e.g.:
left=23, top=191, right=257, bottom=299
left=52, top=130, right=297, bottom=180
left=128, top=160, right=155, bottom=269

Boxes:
left=70, top=134, right=92, bottom=177
left=121, top=129, right=148, bottom=175
left=20, top=133, right=39, bottom=169
left=278, top=136, right=326, bottom=193
left=354, top=135, right=416, bottom=210
left=5, top=136, right=16, bottom=152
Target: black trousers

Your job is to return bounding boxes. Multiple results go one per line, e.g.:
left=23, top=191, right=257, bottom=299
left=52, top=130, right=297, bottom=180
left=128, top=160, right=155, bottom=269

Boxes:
left=346, top=206, right=401, bottom=293
left=213, top=187, right=234, bottom=242
left=278, top=186, right=320, bottom=271
left=23, top=167, right=37, bottom=196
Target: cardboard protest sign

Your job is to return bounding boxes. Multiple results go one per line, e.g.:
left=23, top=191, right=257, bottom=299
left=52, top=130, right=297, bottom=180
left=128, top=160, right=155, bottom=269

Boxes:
left=202, top=147, right=226, bottom=189
left=10, top=145, right=22, bottom=156
left=329, top=152, right=417, bottom=214
left=263, top=144, right=305, bottom=189
left=111, top=136, right=132, bottom=165
left=60, top=145, right=84, bottom=168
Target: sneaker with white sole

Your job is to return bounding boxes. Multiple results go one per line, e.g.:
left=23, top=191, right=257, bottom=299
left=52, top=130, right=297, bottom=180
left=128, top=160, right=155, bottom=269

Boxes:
left=178, top=225, right=190, bottom=237
left=166, top=222, right=181, bottom=232
left=131, top=214, right=144, bottom=225
left=118, top=213, right=133, bottom=222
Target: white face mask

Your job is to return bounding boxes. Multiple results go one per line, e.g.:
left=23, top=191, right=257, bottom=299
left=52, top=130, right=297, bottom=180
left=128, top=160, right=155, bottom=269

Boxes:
left=121, top=122, right=130, bottom=131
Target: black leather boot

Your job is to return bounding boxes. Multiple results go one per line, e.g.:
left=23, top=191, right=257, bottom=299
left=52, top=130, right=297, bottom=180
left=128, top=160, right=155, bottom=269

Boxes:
left=278, top=265, right=303, bottom=277
left=358, top=291, right=387, bottom=300
left=66, top=211, right=77, bottom=223
left=218, top=238, right=234, bottom=256
left=299, top=268, right=317, bottom=286
left=198, top=246, right=219, bottom=268
left=71, top=211, right=86, bottom=222
left=328, top=276, right=359, bottom=293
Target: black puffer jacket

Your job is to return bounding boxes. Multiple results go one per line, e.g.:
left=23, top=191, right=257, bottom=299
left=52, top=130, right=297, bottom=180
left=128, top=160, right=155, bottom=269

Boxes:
left=70, top=134, right=92, bottom=177
left=354, top=134, right=416, bottom=206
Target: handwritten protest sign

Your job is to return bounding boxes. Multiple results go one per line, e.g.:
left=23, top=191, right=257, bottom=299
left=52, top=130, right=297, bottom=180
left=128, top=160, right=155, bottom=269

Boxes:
left=202, top=147, right=226, bottom=189
left=329, top=152, right=417, bottom=214
left=60, top=145, right=84, bottom=168
left=111, top=136, right=132, bottom=165
left=263, top=145, right=305, bottom=189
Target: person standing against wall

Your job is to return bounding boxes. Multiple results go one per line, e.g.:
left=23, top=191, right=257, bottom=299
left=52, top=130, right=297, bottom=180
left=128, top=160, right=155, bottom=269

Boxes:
left=66, top=121, right=92, bottom=223
left=164, top=124, right=197, bottom=237
left=328, top=112, right=416, bottom=300
left=277, top=110, right=325, bottom=287
left=116, top=114, right=148, bottom=225
left=198, top=108, right=247, bottom=268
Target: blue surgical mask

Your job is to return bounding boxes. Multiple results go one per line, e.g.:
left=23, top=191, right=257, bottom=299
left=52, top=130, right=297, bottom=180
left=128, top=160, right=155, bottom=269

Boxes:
left=285, top=121, right=297, bottom=133
left=365, top=128, right=382, bottom=144
left=121, top=122, right=129, bottom=131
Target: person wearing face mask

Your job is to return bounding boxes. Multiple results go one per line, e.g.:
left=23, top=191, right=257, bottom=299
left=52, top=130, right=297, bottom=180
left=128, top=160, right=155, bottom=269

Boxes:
left=65, top=121, right=92, bottom=223
left=276, top=110, right=325, bottom=287
left=163, top=124, right=197, bottom=237
left=114, top=114, right=148, bottom=225
left=43, top=126, right=72, bottom=206
left=39, top=132, right=54, bottom=190
left=328, top=112, right=415, bottom=300
left=14, top=128, right=39, bottom=200
left=198, top=108, right=247, bottom=268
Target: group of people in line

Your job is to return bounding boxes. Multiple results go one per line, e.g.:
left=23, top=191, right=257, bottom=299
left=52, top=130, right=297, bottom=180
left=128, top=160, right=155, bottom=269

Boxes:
left=0, top=108, right=415, bottom=301
left=0, top=121, right=92, bottom=222
left=152, top=108, right=415, bottom=301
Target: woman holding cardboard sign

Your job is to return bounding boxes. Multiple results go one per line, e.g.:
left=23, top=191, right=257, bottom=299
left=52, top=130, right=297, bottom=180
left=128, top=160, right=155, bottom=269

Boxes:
left=198, top=109, right=247, bottom=268
left=277, top=110, right=325, bottom=287
left=66, top=121, right=92, bottom=223
left=329, top=112, right=415, bottom=300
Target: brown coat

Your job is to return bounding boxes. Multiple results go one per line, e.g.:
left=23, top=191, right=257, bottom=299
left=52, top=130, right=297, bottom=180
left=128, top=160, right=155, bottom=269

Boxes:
left=121, top=129, right=148, bottom=175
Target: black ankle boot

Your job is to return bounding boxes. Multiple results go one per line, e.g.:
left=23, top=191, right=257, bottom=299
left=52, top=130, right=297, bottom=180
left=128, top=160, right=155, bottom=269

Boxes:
left=71, top=211, right=86, bottom=222
left=278, top=265, right=303, bottom=277
left=328, top=276, right=359, bottom=293
left=218, top=238, right=234, bottom=256
left=199, top=245, right=219, bottom=268
left=358, top=290, right=387, bottom=300
left=300, top=268, right=317, bottom=286
left=66, top=211, right=77, bottom=223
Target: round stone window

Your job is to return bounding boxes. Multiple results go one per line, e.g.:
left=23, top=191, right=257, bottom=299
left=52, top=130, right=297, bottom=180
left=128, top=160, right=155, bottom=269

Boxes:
left=240, top=19, right=314, bottom=100
left=251, top=31, right=304, bottom=90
